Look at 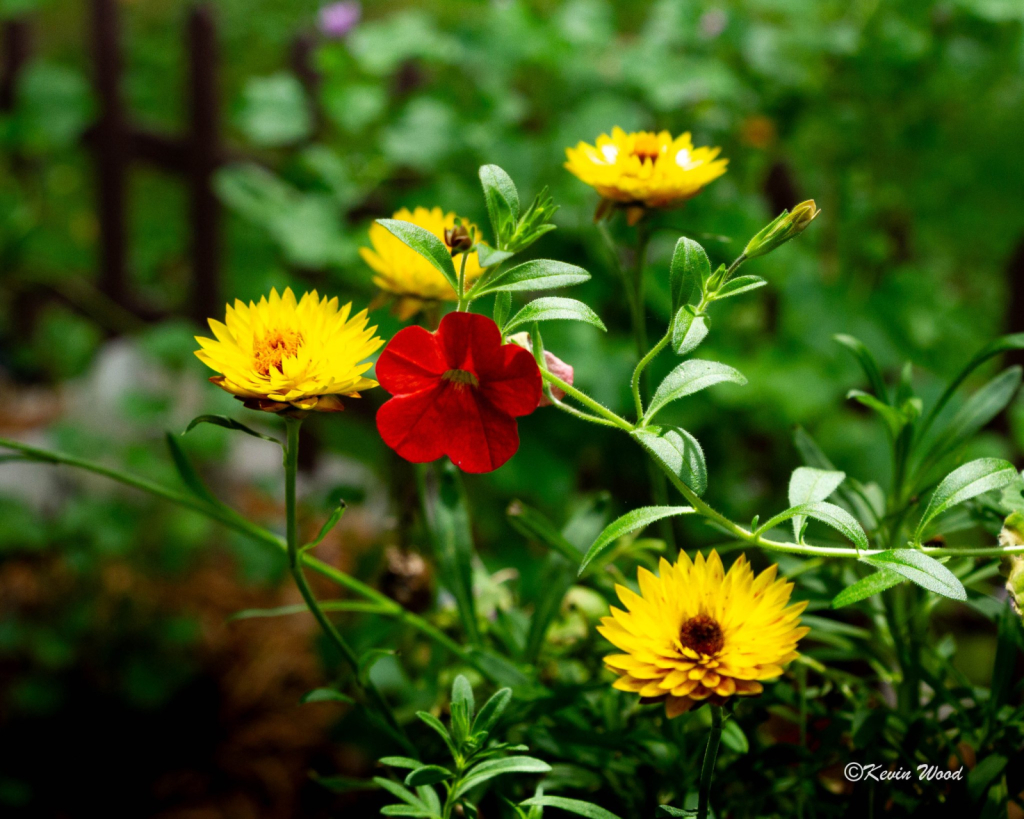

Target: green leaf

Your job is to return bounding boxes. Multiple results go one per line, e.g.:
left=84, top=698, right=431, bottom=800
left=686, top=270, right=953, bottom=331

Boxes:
left=631, top=426, right=707, bottom=496
left=915, top=458, right=1019, bottom=539
left=756, top=501, right=868, bottom=551
left=303, top=502, right=347, bottom=552
left=788, top=467, right=846, bottom=542
left=503, top=297, right=606, bottom=335
left=453, top=757, right=552, bottom=799
left=404, top=766, right=453, bottom=787
left=520, top=796, right=623, bottom=819
left=671, top=306, right=709, bottom=356
left=476, top=244, right=516, bottom=268
left=418, top=462, right=480, bottom=645
left=578, top=506, right=695, bottom=576
left=494, top=290, right=513, bottom=329
left=378, top=218, right=458, bottom=291
left=452, top=675, right=475, bottom=722
left=831, top=569, right=906, bottom=608
left=669, top=236, right=708, bottom=312
left=474, top=260, right=591, bottom=296
left=184, top=414, right=282, bottom=445
left=450, top=674, right=475, bottom=742
left=380, top=757, right=422, bottom=770
left=472, top=687, right=512, bottom=735
left=655, top=808, right=693, bottom=818
left=834, top=334, right=889, bottom=403
left=228, top=600, right=388, bottom=620
left=644, top=360, right=746, bottom=423
left=506, top=501, right=581, bottom=561
left=165, top=433, right=220, bottom=506
left=919, top=367, right=1021, bottom=467
left=861, top=550, right=966, bottom=601
left=415, top=711, right=459, bottom=759
left=712, top=275, right=767, bottom=300
left=924, top=333, right=1024, bottom=433
left=720, top=718, right=749, bottom=754
left=373, top=777, right=426, bottom=808
left=380, top=806, right=436, bottom=818
left=480, top=164, right=520, bottom=241
left=301, top=687, right=354, bottom=704
left=847, top=390, right=918, bottom=439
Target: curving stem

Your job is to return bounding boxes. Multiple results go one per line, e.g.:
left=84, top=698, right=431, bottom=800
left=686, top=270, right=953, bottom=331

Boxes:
left=697, top=705, right=723, bottom=819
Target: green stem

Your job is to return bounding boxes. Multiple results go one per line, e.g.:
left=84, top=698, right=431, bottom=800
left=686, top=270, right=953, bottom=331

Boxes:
left=697, top=705, right=723, bottom=819
left=541, top=370, right=634, bottom=431
left=456, top=252, right=470, bottom=311
left=632, top=329, right=671, bottom=421
left=283, top=419, right=412, bottom=752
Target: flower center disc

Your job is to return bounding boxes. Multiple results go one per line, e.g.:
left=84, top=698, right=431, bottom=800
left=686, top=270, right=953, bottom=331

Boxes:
left=442, top=368, right=479, bottom=389
left=632, top=134, right=662, bottom=163
left=679, top=614, right=724, bottom=656
left=254, top=329, right=303, bottom=376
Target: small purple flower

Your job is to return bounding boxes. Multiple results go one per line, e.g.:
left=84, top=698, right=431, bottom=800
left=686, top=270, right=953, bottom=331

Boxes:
left=319, top=1, right=361, bottom=39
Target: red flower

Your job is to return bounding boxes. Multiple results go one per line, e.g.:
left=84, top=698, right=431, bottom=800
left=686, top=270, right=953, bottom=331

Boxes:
left=375, top=312, right=542, bottom=473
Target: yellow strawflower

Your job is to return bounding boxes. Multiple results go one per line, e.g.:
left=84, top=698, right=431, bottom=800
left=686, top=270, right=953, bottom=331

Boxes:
left=565, top=127, right=728, bottom=224
left=360, top=206, right=485, bottom=320
left=194, top=287, right=382, bottom=414
left=599, top=551, right=808, bottom=718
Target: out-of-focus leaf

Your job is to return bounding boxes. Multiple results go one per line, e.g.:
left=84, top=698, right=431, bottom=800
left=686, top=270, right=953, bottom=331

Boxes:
left=835, top=334, right=889, bottom=403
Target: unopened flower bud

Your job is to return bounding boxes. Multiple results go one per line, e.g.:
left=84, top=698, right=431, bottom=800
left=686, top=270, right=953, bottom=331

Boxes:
left=509, top=332, right=573, bottom=406
left=744, top=199, right=820, bottom=259
left=999, top=512, right=1024, bottom=618
left=444, top=224, right=474, bottom=255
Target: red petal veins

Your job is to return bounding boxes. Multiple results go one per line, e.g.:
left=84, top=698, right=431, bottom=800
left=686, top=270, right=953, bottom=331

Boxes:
left=436, top=311, right=501, bottom=373
left=375, top=324, right=446, bottom=395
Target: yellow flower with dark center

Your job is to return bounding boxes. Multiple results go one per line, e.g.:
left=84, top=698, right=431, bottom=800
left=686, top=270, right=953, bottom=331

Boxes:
left=194, top=288, right=383, bottom=414
left=599, top=551, right=808, bottom=718
left=360, top=206, right=484, bottom=320
left=565, top=127, right=728, bottom=224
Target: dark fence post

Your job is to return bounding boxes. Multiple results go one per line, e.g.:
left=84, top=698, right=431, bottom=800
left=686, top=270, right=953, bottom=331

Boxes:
left=187, top=4, right=221, bottom=323
left=90, top=0, right=130, bottom=309
left=1, top=18, right=31, bottom=112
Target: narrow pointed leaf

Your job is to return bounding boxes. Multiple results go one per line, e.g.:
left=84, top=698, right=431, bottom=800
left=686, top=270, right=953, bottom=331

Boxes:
left=834, top=334, right=889, bottom=403
left=452, top=757, right=552, bottom=799
left=712, top=275, right=767, bottom=300
left=832, top=569, right=906, bottom=608
left=373, top=777, right=426, bottom=808
left=301, top=687, right=354, bottom=704
left=404, top=766, right=453, bottom=787
left=915, top=458, right=1018, bottom=539
left=378, top=219, right=458, bottom=291
left=503, top=297, right=606, bottom=334
left=475, top=260, right=590, bottom=296
left=165, top=433, right=220, bottom=506
left=861, top=549, right=966, bottom=601
left=757, top=501, right=868, bottom=550
left=184, top=414, right=282, bottom=445
left=472, top=687, right=512, bottom=735
left=579, top=506, right=695, bottom=576
left=644, top=359, right=746, bottom=422
left=480, top=164, right=520, bottom=238
left=380, top=757, right=422, bottom=770
left=520, top=796, right=623, bottom=819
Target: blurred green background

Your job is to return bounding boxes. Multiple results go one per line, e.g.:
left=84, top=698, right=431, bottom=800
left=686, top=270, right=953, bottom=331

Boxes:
left=1, top=0, right=1023, bottom=816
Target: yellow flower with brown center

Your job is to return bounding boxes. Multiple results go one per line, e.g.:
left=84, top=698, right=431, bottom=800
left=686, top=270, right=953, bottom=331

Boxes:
left=360, top=206, right=485, bottom=320
left=565, top=127, right=728, bottom=224
left=194, top=287, right=383, bottom=414
left=599, top=551, right=808, bottom=718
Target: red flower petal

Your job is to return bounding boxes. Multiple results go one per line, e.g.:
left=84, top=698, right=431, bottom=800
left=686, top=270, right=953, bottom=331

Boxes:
left=375, top=311, right=541, bottom=473
left=375, top=324, right=447, bottom=394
